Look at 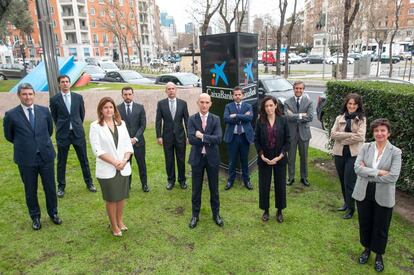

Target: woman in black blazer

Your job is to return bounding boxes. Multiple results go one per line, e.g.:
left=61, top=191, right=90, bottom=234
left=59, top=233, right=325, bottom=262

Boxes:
left=254, top=96, right=290, bottom=223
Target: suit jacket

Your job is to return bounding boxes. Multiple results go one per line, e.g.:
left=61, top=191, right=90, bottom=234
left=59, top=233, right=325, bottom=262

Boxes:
left=118, top=102, right=146, bottom=147
left=155, top=98, right=189, bottom=144
left=254, top=116, right=290, bottom=165
left=352, top=141, right=402, bottom=208
left=89, top=120, right=134, bottom=179
left=331, top=114, right=366, bottom=157
left=284, top=95, right=313, bottom=141
left=4, top=104, right=55, bottom=166
left=49, top=91, right=86, bottom=146
left=223, top=101, right=254, bottom=144
left=188, top=113, right=222, bottom=167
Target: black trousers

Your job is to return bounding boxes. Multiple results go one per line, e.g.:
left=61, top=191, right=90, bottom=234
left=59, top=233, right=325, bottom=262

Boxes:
left=131, top=144, right=147, bottom=186
left=18, top=154, right=58, bottom=220
left=258, top=149, right=287, bottom=211
left=334, top=155, right=357, bottom=211
left=227, top=133, right=250, bottom=183
left=357, top=182, right=393, bottom=254
left=163, top=141, right=186, bottom=184
left=191, top=155, right=220, bottom=218
left=57, top=131, right=93, bottom=190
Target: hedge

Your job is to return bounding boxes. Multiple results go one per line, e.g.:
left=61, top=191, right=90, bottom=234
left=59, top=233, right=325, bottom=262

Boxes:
left=324, top=80, right=414, bottom=194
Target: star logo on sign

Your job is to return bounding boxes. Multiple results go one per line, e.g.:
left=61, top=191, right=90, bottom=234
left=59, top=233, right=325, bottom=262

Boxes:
left=210, top=61, right=229, bottom=86
left=243, top=61, right=254, bottom=82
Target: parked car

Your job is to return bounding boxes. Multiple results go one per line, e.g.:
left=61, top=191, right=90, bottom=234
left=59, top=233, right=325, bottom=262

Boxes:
left=307, top=55, right=325, bottom=64
left=155, top=72, right=200, bottom=87
left=83, top=65, right=106, bottom=81
left=102, top=70, right=153, bottom=84
left=0, top=63, right=27, bottom=80
left=257, top=75, right=295, bottom=112
left=348, top=53, right=362, bottom=60
left=325, top=55, right=355, bottom=64
left=380, top=54, right=400, bottom=64
left=288, top=54, right=303, bottom=64
left=99, top=61, right=120, bottom=72
left=149, top=59, right=163, bottom=67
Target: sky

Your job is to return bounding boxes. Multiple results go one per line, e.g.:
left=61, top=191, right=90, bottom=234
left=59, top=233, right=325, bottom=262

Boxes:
left=156, top=0, right=305, bottom=32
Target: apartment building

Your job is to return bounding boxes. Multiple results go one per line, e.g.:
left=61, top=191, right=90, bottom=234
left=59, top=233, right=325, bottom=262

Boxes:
left=6, top=0, right=162, bottom=63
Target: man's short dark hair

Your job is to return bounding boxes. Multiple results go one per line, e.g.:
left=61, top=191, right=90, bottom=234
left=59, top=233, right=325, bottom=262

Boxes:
left=232, top=86, right=243, bottom=95
left=121, top=86, right=134, bottom=94
left=17, top=83, right=34, bottom=95
left=293, top=81, right=305, bottom=89
left=57, top=75, right=71, bottom=83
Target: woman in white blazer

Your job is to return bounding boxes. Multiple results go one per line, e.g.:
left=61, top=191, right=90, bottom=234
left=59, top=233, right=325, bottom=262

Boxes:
left=90, top=97, right=133, bottom=237
left=352, top=118, right=402, bottom=272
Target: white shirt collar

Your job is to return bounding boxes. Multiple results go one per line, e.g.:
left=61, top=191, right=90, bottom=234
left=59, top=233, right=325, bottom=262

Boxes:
left=21, top=104, right=34, bottom=111
left=169, top=98, right=176, bottom=102
left=61, top=91, right=71, bottom=97
left=199, top=112, right=209, bottom=118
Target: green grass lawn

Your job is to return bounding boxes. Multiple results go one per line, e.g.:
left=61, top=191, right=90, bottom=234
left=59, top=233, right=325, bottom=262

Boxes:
left=72, top=82, right=162, bottom=92
left=0, top=79, right=19, bottom=92
left=0, top=121, right=413, bottom=274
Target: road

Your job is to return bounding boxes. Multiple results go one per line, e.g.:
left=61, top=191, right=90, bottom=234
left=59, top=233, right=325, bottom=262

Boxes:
left=305, top=85, right=325, bottom=129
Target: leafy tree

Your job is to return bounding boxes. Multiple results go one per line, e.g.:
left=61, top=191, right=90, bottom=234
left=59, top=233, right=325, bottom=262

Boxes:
left=0, top=0, right=33, bottom=43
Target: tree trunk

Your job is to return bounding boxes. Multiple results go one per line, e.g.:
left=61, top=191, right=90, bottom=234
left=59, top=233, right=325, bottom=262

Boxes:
left=341, top=0, right=360, bottom=79
left=284, top=0, right=297, bottom=78
left=276, top=0, right=288, bottom=76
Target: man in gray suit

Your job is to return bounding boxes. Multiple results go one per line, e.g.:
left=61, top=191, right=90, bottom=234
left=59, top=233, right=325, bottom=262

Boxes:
left=118, top=87, right=149, bottom=192
left=284, top=81, right=313, bottom=186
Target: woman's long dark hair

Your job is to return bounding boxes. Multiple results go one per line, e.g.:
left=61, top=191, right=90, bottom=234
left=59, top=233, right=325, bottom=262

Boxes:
left=341, top=93, right=365, bottom=119
left=259, top=96, right=282, bottom=123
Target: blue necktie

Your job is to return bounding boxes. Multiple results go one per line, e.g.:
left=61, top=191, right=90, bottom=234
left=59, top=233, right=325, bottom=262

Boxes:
left=28, top=107, right=35, bottom=130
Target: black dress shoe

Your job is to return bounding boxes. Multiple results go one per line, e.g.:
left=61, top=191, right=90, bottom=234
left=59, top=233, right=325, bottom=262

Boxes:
left=262, top=211, right=269, bottom=222
left=142, top=184, right=150, bottom=192
left=87, top=184, right=97, bottom=192
left=166, top=182, right=174, bottom=190
left=244, top=181, right=253, bottom=190
left=50, top=214, right=63, bottom=225
left=300, top=178, right=310, bottom=187
left=57, top=188, right=65, bottom=198
left=374, top=255, right=384, bottom=272
left=179, top=182, right=188, bottom=189
left=276, top=211, right=284, bottom=223
left=337, top=205, right=347, bottom=211
left=32, top=218, right=41, bottom=230
left=213, top=215, right=224, bottom=227
left=189, top=217, right=198, bottom=229
left=224, top=181, right=233, bottom=190
left=287, top=178, right=294, bottom=186
left=343, top=209, right=354, bottom=219
left=358, top=248, right=371, bottom=264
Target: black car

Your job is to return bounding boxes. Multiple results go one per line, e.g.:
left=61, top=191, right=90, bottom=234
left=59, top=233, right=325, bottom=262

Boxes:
left=155, top=73, right=200, bottom=87
left=0, top=63, right=27, bottom=80
left=307, top=55, right=325, bottom=64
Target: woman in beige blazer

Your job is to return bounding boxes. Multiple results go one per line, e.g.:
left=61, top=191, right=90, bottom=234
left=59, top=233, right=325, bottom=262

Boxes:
left=353, top=118, right=402, bottom=272
left=90, top=97, right=133, bottom=237
left=331, top=93, right=366, bottom=219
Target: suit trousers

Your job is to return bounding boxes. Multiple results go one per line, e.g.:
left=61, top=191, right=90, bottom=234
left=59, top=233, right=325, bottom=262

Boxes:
left=288, top=134, right=309, bottom=180
left=57, top=131, right=92, bottom=189
left=18, top=154, right=58, bottom=220
left=334, top=155, right=357, bottom=210
left=191, top=155, right=220, bottom=218
left=227, top=133, right=250, bottom=183
left=258, top=151, right=287, bottom=210
left=357, top=182, right=393, bottom=255
left=163, top=141, right=186, bottom=184
left=131, top=144, right=147, bottom=186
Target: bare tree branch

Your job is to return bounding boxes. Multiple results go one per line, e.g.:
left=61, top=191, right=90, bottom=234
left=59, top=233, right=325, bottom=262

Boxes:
left=276, top=0, right=288, bottom=75
left=341, top=0, right=360, bottom=79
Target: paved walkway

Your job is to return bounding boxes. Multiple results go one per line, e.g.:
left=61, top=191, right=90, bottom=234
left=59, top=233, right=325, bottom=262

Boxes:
left=310, top=127, right=329, bottom=152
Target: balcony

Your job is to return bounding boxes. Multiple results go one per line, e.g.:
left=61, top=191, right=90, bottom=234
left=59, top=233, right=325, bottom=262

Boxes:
left=65, top=40, right=78, bottom=45
left=103, top=41, right=109, bottom=46
left=62, top=12, right=74, bottom=17
left=60, top=0, right=72, bottom=5
left=77, top=0, right=85, bottom=4
left=93, top=42, right=99, bottom=46
left=63, top=25, right=76, bottom=31
left=82, top=39, right=90, bottom=44
left=78, top=12, right=87, bottom=17
left=80, top=26, right=88, bottom=31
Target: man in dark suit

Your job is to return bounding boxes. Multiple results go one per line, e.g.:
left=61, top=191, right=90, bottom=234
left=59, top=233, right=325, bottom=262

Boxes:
left=188, top=93, right=223, bottom=229
left=284, top=81, right=313, bottom=187
left=49, top=75, right=96, bottom=198
left=223, top=86, right=254, bottom=190
left=156, top=82, right=189, bottom=190
left=117, top=86, right=149, bottom=192
left=4, top=83, right=62, bottom=230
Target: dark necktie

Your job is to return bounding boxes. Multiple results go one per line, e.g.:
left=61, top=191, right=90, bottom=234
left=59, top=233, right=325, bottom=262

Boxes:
left=236, top=103, right=242, bottom=134
left=126, top=104, right=131, bottom=116
left=296, top=97, right=300, bottom=112
left=28, top=107, right=35, bottom=130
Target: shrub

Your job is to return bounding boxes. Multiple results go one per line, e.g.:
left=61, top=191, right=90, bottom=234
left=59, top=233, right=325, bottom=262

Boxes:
left=324, top=80, right=414, bottom=194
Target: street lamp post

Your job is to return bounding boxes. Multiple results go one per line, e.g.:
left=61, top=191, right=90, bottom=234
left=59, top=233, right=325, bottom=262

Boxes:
left=322, top=0, right=328, bottom=80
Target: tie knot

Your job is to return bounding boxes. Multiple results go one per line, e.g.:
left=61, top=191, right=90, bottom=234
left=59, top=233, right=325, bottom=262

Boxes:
left=28, top=107, right=32, bottom=111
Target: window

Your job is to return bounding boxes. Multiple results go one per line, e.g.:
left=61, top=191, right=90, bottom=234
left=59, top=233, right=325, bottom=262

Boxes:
left=50, top=6, right=54, bottom=14
left=409, top=8, right=414, bottom=15
left=93, top=34, right=98, bottom=43
left=90, top=7, right=95, bottom=15
left=69, top=48, right=77, bottom=56
left=98, top=0, right=104, bottom=3
left=14, top=35, right=19, bottom=42
left=27, top=35, right=33, bottom=44
left=52, top=21, right=56, bottom=28
left=84, top=48, right=90, bottom=57
left=55, top=34, right=59, bottom=43
left=91, top=20, right=96, bottom=28
left=100, top=10, right=105, bottom=16
left=104, top=47, right=109, bottom=56
left=119, top=0, right=124, bottom=6
left=129, top=0, right=134, bottom=6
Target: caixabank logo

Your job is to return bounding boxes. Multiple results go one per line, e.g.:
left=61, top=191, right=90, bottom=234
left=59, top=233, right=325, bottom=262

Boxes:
left=207, top=61, right=233, bottom=100
left=210, top=61, right=229, bottom=86
left=243, top=61, right=254, bottom=85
